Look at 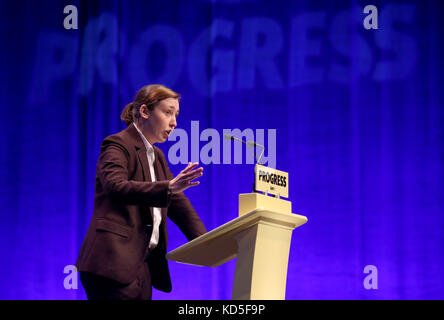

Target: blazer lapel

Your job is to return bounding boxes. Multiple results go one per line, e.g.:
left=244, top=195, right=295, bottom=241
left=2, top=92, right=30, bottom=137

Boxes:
left=135, top=147, right=155, bottom=220
left=153, top=150, right=164, bottom=181
left=136, top=147, right=152, bottom=182
left=153, top=149, right=169, bottom=220
left=125, top=123, right=153, bottom=183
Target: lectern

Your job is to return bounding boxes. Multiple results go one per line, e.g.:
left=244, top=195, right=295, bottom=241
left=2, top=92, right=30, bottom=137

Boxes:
left=166, top=187, right=308, bottom=299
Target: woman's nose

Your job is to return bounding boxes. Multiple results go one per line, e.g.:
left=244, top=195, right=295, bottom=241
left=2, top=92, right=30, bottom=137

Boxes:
left=170, top=117, right=177, bottom=128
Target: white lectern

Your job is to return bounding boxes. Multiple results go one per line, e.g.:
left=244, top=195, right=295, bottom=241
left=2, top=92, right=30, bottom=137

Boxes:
left=166, top=191, right=308, bottom=300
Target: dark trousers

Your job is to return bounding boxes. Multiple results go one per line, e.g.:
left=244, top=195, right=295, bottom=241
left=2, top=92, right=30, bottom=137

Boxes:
left=79, top=262, right=152, bottom=300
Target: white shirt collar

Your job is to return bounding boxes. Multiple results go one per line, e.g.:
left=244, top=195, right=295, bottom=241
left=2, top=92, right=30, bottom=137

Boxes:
left=133, top=122, right=154, bottom=153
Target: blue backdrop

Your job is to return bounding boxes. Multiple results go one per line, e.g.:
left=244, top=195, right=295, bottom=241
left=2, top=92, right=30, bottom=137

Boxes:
left=0, top=0, right=443, bottom=299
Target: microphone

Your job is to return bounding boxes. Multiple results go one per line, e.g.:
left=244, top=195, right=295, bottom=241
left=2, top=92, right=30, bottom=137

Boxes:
left=246, top=140, right=265, bottom=166
left=223, top=133, right=264, bottom=165
left=223, top=133, right=244, bottom=144
left=224, top=133, right=266, bottom=193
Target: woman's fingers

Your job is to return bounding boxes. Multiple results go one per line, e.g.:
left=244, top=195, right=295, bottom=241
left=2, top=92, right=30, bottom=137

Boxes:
left=182, top=167, right=203, bottom=181
left=170, top=163, right=203, bottom=192
left=182, top=162, right=199, bottom=174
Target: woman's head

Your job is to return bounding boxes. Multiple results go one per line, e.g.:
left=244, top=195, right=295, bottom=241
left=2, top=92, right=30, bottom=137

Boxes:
left=121, top=84, right=180, bottom=144
left=121, top=84, right=180, bottom=126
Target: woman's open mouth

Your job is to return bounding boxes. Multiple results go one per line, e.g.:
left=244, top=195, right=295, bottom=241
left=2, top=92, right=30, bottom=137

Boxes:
left=164, top=130, right=172, bottom=138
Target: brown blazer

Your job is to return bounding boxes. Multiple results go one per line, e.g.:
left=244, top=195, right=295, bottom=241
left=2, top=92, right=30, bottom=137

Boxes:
left=76, top=123, right=206, bottom=292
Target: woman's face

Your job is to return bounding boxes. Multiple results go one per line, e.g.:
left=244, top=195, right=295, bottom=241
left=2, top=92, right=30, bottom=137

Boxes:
left=141, top=97, right=179, bottom=144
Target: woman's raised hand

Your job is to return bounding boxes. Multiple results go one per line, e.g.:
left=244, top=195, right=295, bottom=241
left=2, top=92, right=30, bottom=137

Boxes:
left=168, top=162, right=203, bottom=194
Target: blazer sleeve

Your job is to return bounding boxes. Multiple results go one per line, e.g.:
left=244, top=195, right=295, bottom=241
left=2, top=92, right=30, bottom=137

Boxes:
left=159, top=151, right=207, bottom=241
left=97, top=137, right=171, bottom=207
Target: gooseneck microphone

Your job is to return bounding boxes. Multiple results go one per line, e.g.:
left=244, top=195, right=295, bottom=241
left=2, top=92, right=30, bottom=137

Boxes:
left=246, top=140, right=265, bottom=166
left=223, top=133, right=266, bottom=193
left=223, top=133, right=265, bottom=165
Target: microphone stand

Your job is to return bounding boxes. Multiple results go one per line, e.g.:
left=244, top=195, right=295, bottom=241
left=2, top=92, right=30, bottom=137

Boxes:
left=224, top=134, right=266, bottom=193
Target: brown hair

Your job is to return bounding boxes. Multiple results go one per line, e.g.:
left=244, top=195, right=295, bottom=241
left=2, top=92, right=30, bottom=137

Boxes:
left=120, top=84, right=180, bottom=126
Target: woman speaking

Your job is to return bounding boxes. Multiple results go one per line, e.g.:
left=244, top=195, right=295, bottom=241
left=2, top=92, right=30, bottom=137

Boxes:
left=76, top=84, right=207, bottom=300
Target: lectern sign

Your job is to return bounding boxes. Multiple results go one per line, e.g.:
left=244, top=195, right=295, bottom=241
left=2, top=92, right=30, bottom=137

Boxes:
left=255, top=164, right=289, bottom=198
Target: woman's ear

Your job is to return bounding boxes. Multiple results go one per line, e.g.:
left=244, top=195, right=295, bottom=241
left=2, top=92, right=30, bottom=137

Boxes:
left=140, top=104, right=150, bottom=119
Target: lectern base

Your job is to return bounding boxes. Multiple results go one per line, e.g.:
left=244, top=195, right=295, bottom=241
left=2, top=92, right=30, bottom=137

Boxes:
left=232, top=214, right=295, bottom=299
